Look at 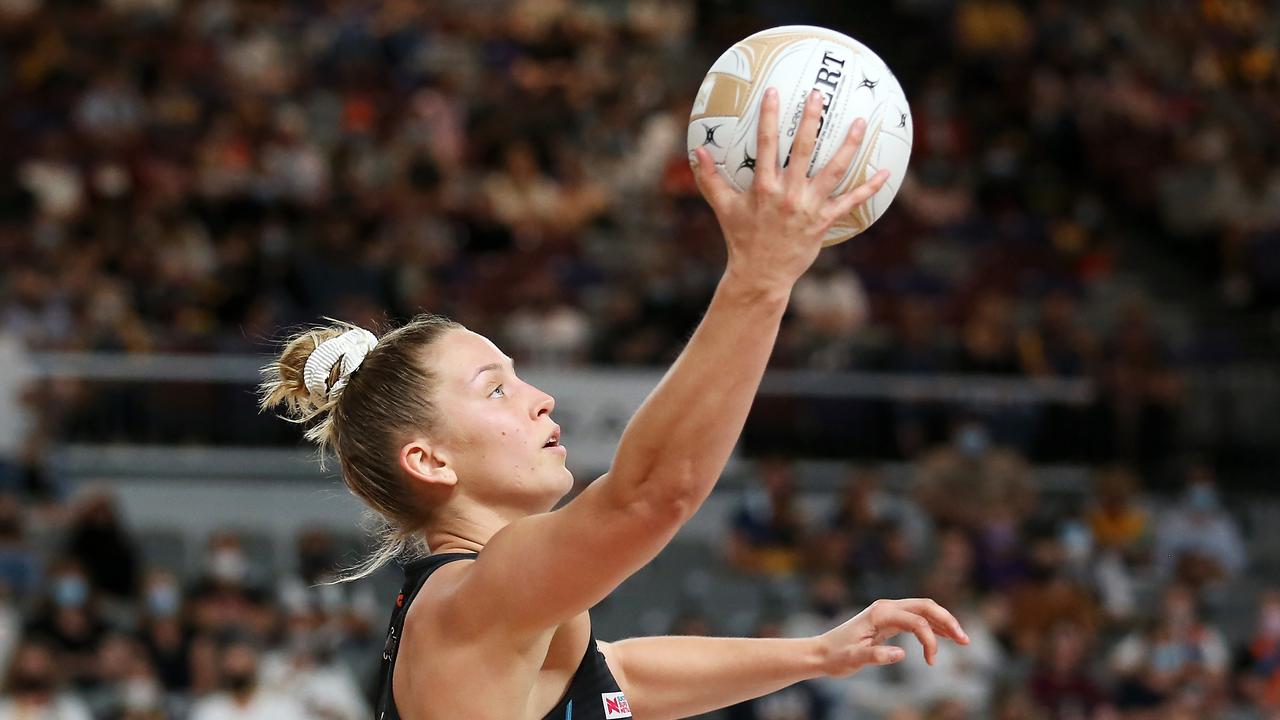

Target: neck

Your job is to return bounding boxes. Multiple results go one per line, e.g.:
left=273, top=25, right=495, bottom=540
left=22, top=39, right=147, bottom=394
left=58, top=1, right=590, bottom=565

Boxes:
left=425, top=500, right=521, bottom=554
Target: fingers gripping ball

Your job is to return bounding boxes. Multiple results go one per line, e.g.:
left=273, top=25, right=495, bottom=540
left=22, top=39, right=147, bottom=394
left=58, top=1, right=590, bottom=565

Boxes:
left=688, top=25, right=912, bottom=246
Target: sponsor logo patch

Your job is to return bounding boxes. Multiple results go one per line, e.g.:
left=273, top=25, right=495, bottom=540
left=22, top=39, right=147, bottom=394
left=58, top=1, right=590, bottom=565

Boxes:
left=601, top=691, right=631, bottom=718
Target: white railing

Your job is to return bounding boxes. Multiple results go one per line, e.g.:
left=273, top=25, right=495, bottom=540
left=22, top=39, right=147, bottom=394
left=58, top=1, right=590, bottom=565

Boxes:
left=30, top=352, right=1095, bottom=403
left=29, top=352, right=1097, bottom=471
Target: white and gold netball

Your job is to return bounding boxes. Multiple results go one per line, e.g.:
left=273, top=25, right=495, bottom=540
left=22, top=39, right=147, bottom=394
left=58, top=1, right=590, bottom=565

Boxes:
left=688, top=25, right=912, bottom=246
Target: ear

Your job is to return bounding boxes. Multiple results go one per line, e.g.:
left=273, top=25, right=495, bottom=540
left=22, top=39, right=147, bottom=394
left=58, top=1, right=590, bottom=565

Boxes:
left=399, top=438, right=458, bottom=490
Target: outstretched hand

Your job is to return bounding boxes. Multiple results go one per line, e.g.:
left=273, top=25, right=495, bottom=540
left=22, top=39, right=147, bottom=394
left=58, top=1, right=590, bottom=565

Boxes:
left=691, top=87, right=890, bottom=293
left=815, top=598, right=970, bottom=677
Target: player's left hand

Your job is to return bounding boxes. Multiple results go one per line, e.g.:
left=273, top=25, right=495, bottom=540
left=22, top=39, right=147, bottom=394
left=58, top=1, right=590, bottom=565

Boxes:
left=815, top=598, right=970, bottom=677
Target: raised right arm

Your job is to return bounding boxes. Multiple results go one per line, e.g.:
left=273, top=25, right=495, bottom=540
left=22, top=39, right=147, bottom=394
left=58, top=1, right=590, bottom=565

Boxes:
left=458, top=89, right=890, bottom=636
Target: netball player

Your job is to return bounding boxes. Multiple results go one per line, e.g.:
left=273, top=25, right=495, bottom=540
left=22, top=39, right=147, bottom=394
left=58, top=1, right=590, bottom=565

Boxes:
left=261, top=89, right=969, bottom=720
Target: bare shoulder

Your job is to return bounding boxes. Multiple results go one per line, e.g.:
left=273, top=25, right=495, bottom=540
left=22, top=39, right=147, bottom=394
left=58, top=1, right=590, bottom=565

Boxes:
left=393, top=558, right=545, bottom=719
left=401, top=558, right=504, bottom=650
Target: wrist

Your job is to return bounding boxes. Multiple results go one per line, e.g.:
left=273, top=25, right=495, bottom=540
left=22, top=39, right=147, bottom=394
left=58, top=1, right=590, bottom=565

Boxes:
left=804, top=635, right=834, bottom=679
left=719, top=265, right=793, bottom=306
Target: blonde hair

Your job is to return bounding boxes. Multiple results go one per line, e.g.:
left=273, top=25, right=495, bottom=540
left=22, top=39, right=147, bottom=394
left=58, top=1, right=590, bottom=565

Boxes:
left=259, top=314, right=463, bottom=583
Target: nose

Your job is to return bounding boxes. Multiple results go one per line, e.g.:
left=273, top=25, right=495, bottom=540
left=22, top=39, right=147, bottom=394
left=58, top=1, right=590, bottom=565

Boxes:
left=532, top=388, right=555, bottom=419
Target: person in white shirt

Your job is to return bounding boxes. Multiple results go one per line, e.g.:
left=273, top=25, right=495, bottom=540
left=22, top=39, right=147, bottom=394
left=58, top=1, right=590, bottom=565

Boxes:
left=258, top=608, right=370, bottom=720
left=190, top=638, right=308, bottom=720
left=1153, top=468, right=1247, bottom=586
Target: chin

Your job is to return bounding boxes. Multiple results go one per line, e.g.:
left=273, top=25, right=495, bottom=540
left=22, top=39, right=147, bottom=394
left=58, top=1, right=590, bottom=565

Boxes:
left=544, top=469, right=576, bottom=510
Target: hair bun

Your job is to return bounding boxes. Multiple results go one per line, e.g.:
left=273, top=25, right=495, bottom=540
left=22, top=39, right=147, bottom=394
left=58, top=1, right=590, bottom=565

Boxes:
left=259, top=323, right=368, bottom=425
left=303, top=328, right=379, bottom=403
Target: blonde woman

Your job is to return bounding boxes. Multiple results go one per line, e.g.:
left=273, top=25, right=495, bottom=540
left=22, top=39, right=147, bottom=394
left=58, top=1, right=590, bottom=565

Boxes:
left=261, top=89, right=968, bottom=720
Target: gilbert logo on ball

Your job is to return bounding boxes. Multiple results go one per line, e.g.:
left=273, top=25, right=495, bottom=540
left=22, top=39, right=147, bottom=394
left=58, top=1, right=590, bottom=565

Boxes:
left=688, top=25, right=912, bottom=246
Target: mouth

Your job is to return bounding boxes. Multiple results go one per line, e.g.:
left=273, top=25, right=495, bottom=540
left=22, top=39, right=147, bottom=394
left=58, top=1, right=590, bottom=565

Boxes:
left=542, top=425, right=562, bottom=449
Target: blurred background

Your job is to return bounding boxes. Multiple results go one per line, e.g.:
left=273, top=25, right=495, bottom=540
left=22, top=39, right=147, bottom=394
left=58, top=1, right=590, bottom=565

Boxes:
left=0, top=0, right=1277, bottom=718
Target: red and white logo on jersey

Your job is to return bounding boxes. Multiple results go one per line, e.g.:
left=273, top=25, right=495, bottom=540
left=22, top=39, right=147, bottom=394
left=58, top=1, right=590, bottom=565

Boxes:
left=601, top=691, right=632, bottom=718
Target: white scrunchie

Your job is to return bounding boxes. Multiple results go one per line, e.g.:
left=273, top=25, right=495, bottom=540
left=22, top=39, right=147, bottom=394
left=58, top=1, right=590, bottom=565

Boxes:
left=303, top=328, right=379, bottom=402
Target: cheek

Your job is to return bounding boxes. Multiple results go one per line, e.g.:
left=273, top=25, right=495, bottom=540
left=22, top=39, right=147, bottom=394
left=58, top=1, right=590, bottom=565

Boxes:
left=449, top=408, right=527, bottom=459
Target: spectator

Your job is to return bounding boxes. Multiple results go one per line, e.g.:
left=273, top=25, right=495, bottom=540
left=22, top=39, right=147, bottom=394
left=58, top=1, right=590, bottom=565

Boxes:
left=1084, top=466, right=1150, bottom=622
left=277, top=527, right=377, bottom=653
left=1086, top=466, right=1150, bottom=563
left=481, top=141, right=564, bottom=250
left=65, top=487, right=141, bottom=601
left=190, top=638, right=308, bottom=720
left=188, top=533, right=273, bottom=642
left=25, top=559, right=107, bottom=689
left=829, top=466, right=930, bottom=560
left=0, top=494, right=40, bottom=601
left=727, top=458, right=808, bottom=576
left=1028, top=621, right=1108, bottom=720
left=139, top=568, right=192, bottom=693
left=914, top=421, right=1035, bottom=537
left=259, top=608, right=369, bottom=720
left=1095, top=299, right=1183, bottom=473
left=1110, top=584, right=1230, bottom=716
left=789, top=255, right=870, bottom=370
left=1020, top=289, right=1095, bottom=378
left=1007, top=533, right=1101, bottom=658
left=84, top=632, right=170, bottom=720
left=501, top=270, right=592, bottom=367
left=783, top=573, right=855, bottom=640
left=956, top=293, right=1021, bottom=375
left=1238, top=589, right=1280, bottom=712
left=990, top=687, right=1050, bottom=720
left=821, top=468, right=926, bottom=602
left=1153, top=463, right=1247, bottom=587
left=0, top=638, right=92, bottom=720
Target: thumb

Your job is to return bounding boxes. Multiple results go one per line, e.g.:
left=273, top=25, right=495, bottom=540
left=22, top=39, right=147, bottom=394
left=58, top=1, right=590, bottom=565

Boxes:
left=855, top=645, right=906, bottom=667
left=690, top=147, right=733, bottom=208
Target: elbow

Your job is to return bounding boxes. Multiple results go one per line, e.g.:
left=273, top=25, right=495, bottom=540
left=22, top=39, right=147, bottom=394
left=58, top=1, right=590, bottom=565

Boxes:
left=646, top=483, right=701, bottom=523
left=635, top=475, right=702, bottom=525
left=609, top=460, right=704, bottom=525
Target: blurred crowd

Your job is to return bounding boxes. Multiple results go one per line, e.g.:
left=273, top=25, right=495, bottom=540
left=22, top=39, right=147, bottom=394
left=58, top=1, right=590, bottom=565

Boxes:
left=6, top=0, right=1269, bottom=471
left=0, top=439, right=1272, bottom=720
left=1, top=0, right=1276, bottom=367
left=719, top=439, right=1273, bottom=720
left=0, top=486, right=382, bottom=720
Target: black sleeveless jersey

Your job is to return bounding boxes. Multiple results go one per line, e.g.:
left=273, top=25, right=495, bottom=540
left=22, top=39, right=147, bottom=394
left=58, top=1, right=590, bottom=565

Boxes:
left=375, top=552, right=632, bottom=720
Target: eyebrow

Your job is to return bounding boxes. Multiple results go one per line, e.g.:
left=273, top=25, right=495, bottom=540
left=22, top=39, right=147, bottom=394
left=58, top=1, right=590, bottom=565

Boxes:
left=471, top=359, right=515, bottom=382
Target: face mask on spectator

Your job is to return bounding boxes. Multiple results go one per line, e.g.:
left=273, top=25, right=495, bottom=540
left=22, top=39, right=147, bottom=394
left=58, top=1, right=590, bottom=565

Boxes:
left=1186, top=483, right=1219, bottom=513
left=53, top=575, right=88, bottom=608
left=147, top=583, right=181, bottom=616
left=209, top=549, right=247, bottom=583
left=123, top=678, right=162, bottom=711
left=957, top=425, right=989, bottom=457
left=223, top=670, right=255, bottom=693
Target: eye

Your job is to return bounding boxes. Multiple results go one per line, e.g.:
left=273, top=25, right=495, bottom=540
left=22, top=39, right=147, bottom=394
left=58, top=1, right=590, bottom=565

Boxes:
left=488, top=384, right=506, bottom=399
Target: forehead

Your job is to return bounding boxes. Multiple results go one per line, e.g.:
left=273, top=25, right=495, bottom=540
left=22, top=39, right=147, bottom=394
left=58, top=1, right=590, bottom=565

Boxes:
left=435, top=329, right=510, bottom=379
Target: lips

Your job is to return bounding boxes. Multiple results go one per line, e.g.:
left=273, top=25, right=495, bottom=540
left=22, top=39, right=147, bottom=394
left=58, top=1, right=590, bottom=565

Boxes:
left=542, top=425, right=561, bottom=448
